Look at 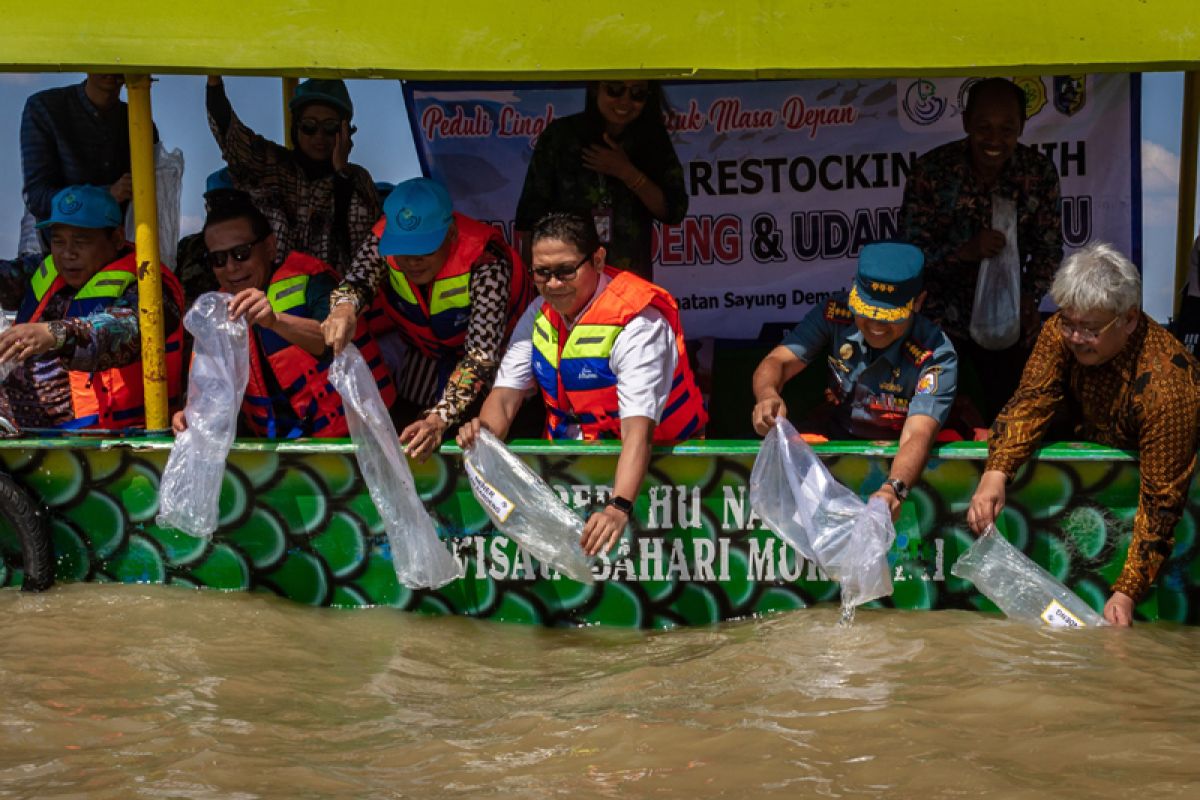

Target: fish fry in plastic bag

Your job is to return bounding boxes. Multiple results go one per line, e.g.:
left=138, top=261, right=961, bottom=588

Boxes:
left=952, top=525, right=1105, bottom=628
left=750, top=418, right=896, bottom=610
left=329, top=345, right=462, bottom=590
left=463, top=429, right=594, bottom=584
left=157, top=292, right=249, bottom=539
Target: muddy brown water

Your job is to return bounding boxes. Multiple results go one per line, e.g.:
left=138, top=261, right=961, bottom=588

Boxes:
left=1, top=585, right=1197, bottom=799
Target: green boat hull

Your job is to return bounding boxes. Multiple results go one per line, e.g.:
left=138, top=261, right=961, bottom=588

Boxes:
left=0, top=438, right=1195, bottom=627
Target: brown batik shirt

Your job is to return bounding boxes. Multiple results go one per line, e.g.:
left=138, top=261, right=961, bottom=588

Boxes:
left=987, top=313, right=1200, bottom=601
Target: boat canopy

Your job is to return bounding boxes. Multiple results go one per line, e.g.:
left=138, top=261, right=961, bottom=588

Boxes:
left=2, top=0, right=1199, bottom=79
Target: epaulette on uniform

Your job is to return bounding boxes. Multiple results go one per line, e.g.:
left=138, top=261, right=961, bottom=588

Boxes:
left=903, top=337, right=933, bottom=367
left=823, top=298, right=853, bottom=325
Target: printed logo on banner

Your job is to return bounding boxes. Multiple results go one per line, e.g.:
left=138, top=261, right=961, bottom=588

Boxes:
left=901, top=79, right=947, bottom=126
left=1014, top=77, right=1049, bottom=119
left=1054, top=75, right=1087, bottom=116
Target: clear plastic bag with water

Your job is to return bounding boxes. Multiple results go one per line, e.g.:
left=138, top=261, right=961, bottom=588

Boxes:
left=969, top=195, right=1021, bottom=351
left=329, top=345, right=463, bottom=590
left=750, top=418, right=896, bottom=611
left=951, top=525, right=1106, bottom=628
left=463, top=428, right=594, bottom=584
left=156, top=292, right=249, bottom=539
left=0, top=311, right=15, bottom=383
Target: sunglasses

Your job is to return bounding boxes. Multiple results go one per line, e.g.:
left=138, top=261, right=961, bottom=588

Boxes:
left=206, top=234, right=267, bottom=269
left=532, top=252, right=592, bottom=284
left=601, top=82, right=650, bottom=103
left=297, top=118, right=355, bottom=137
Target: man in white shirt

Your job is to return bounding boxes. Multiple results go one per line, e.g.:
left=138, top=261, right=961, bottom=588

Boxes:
left=457, top=212, right=707, bottom=556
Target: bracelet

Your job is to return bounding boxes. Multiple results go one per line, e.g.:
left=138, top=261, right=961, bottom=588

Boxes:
left=627, top=171, right=648, bottom=191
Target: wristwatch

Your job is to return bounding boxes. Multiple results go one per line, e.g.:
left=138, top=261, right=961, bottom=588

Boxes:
left=883, top=478, right=909, bottom=501
left=607, top=495, right=634, bottom=516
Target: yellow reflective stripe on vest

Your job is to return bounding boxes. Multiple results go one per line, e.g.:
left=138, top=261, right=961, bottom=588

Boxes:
left=387, top=266, right=418, bottom=304
left=31, top=257, right=58, bottom=302
left=532, top=313, right=559, bottom=369
left=561, top=324, right=622, bottom=360
left=74, top=270, right=135, bottom=300
left=430, top=272, right=471, bottom=316
left=268, top=274, right=309, bottom=314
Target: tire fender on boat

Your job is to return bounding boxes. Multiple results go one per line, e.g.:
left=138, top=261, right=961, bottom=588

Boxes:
left=0, top=472, right=53, bottom=592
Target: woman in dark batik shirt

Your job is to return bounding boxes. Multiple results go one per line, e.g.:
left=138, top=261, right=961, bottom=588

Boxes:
left=514, top=81, right=688, bottom=281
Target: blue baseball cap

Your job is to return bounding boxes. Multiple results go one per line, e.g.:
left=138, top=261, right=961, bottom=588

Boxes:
left=205, top=168, right=234, bottom=195
left=36, top=185, right=123, bottom=230
left=378, top=178, right=454, bottom=257
left=848, top=242, right=926, bottom=322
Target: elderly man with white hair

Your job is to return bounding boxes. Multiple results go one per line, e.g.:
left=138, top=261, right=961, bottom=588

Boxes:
left=967, top=242, right=1200, bottom=626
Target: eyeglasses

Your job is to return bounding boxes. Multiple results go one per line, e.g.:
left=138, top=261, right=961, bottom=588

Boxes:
left=532, top=252, right=592, bottom=284
left=601, top=82, right=650, bottom=103
left=297, top=118, right=355, bottom=137
left=1060, top=313, right=1123, bottom=343
left=206, top=234, right=267, bottom=269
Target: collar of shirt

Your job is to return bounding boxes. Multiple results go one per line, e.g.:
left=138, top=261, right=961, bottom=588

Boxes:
left=74, top=81, right=104, bottom=119
left=845, top=324, right=908, bottom=367
left=561, top=272, right=612, bottom=331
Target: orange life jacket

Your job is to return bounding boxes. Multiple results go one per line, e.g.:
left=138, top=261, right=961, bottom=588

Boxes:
left=19, top=250, right=184, bottom=430
left=372, top=212, right=531, bottom=360
left=242, top=251, right=396, bottom=438
left=530, top=268, right=707, bottom=442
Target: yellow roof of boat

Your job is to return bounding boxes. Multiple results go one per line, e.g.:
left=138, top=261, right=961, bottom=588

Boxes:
left=3, top=0, right=1198, bottom=78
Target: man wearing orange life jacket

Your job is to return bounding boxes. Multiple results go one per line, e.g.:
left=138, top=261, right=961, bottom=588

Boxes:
left=172, top=195, right=395, bottom=439
left=0, top=185, right=183, bottom=430
left=457, top=212, right=707, bottom=557
left=322, top=178, right=531, bottom=461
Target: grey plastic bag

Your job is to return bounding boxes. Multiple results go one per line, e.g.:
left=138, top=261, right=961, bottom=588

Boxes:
left=969, top=194, right=1021, bottom=350
left=951, top=525, right=1106, bottom=628
left=750, top=418, right=896, bottom=610
left=156, top=292, right=249, bottom=539
left=463, top=429, right=594, bottom=583
left=329, top=345, right=463, bottom=590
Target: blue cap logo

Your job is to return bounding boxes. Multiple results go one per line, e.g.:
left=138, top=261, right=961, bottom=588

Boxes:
left=58, top=192, right=83, bottom=215
left=395, top=207, right=421, bottom=232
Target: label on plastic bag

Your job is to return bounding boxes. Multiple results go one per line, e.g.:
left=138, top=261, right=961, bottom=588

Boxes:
left=1040, top=599, right=1086, bottom=628
left=465, top=460, right=515, bottom=523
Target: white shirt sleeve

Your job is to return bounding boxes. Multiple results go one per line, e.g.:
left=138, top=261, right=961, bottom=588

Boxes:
left=493, top=299, right=540, bottom=391
left=610, top=307, right=677, bottom=422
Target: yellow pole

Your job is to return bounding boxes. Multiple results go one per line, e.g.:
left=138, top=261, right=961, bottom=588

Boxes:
left=125, top=74, right=169, bottom=432
left=1174, top=71, right=1200, bottom=316
left=282, top=77, right=299, bottom=148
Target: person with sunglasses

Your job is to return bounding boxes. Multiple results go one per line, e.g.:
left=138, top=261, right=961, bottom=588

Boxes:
left=172, top=195, right=395, bottom=440
left=968, top=243, right=1200, bottom=627
left=456, top=212, right=707, bottom=557
left=206, top=75, right=380, bottom=276
left=0, top=185, right=184, bottom=430
left=514, top=80, right=688, bottom=281
left=322, top=178, right=531, bottom=461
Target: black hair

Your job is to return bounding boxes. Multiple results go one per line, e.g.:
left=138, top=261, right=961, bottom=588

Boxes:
left=964, top=78, right=1027, bottom=126
left=202, top=192, right=272, bottom=241
left=531, top=212, right=600, bottom=256
left=582, top=80, right=670, bottom=143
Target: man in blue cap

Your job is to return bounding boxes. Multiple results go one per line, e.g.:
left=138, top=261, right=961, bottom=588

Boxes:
left=751, top=241, right=959, bottom=518
left=0, top=185, right=184, bottom=430
left=206, top=75, right=379, bottom=274
left=175, top=168, right=249, bottom=308
left=322, top=177, right=531, bottom=461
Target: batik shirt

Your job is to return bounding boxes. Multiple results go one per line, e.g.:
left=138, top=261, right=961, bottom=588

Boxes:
left=330, top=232, right=515, bottom=426
left=514, top=113, right=689, bottom=281
left=899, top=139, right=1062, bottom=340
left=0, top=251, right=183, bottom=429
left=987, top=313, right=1200, bottom=602
left=207, top=84, right=380, bottom=275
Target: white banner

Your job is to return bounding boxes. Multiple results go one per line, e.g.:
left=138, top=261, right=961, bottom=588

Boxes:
left=406, top=75, right=1137, bottom=340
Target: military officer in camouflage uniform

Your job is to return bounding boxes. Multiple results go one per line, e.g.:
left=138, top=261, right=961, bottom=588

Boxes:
left=751, top=241, right=959, bottom=518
